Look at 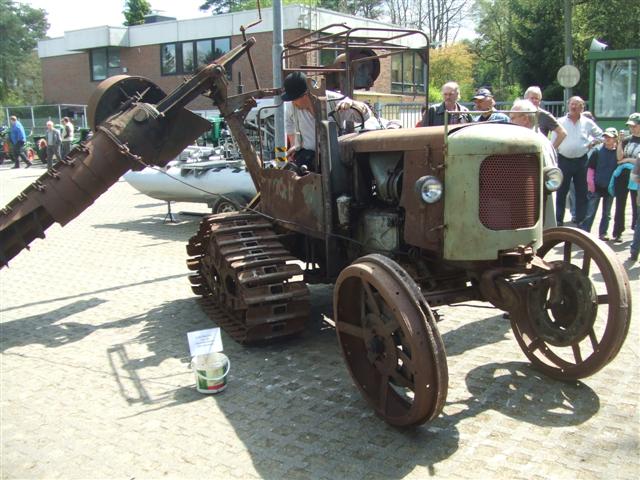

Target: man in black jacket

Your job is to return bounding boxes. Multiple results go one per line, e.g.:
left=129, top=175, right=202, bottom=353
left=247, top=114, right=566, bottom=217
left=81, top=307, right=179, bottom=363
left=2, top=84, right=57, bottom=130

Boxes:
left=422, top=81, right=471, bottom=127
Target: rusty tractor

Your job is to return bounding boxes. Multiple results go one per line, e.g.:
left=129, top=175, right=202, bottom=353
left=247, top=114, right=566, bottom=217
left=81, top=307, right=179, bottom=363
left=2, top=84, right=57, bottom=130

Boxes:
left=0, top=22, right=631, bottom=427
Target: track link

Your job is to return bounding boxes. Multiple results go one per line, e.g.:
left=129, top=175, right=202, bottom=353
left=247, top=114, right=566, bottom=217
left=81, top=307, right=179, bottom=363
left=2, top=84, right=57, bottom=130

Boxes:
left=187, top=212, right=310, bottom=344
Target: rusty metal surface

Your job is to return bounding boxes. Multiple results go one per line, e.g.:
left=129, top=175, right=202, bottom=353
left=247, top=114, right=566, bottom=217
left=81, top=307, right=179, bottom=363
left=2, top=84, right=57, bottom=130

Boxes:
left=187, top=212, right=310, bottom=344
left=400, top=149, right=445, bottom=253
left=0, top=133, right=140, bottom=268
left=86, top=75, right=166, bottom=130
left=510, top=227, right=631, bottom=380
left=334, top=253, right=448, bottom=426
left=259, top=169, right=326, bottom=238
left=339, top=125, right=458, bottom=155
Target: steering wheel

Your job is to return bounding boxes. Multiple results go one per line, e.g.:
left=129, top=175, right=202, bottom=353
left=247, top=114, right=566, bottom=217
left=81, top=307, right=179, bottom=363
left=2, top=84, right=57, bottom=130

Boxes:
left=329, top=105, right=366, bottom=135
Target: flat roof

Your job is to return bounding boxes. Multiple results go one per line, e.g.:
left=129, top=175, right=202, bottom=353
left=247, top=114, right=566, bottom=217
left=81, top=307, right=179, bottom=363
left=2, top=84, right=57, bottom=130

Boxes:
left=38, top=5, right=418, bottom=58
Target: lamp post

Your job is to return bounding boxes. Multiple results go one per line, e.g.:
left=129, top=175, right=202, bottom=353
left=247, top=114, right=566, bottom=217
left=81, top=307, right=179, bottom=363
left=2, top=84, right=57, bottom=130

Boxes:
left=273, top=0, right=285, bottom=156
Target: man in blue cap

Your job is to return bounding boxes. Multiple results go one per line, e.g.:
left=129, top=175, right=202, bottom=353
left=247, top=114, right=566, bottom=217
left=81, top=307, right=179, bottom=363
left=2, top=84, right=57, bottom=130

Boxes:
left=472, top=88, right=510, bottom=123
left=282, top=71, right=371, bottom=169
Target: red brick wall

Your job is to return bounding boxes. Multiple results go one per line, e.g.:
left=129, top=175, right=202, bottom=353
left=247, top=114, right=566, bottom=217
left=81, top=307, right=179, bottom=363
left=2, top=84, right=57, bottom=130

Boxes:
left=41, top=54, right=93, bottom=105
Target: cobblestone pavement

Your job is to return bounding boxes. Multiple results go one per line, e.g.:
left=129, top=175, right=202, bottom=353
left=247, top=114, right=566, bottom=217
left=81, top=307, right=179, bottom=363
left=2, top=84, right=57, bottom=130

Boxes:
left=1, top=163, right=638, bottom=480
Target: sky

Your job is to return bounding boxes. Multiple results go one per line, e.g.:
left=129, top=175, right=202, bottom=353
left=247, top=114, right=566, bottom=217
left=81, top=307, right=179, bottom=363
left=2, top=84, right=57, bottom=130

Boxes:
left=20, top=0, right=477, bottom=41
left=20, top=0, right=214, bottom=38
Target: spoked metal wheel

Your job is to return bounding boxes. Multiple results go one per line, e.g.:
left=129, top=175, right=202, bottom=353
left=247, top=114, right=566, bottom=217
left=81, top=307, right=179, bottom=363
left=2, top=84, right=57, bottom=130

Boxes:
left=334, top=254, right=448, bottom=427
left=511, top=227, right=631, bottom=380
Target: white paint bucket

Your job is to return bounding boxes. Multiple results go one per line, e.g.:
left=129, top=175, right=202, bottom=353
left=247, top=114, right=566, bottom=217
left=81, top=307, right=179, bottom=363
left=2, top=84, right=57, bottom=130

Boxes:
left=191, top=352, right=230, bottom=394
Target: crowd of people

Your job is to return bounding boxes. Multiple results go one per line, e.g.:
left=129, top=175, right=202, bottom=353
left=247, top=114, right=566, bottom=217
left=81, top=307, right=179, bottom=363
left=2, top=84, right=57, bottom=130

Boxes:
left=2, top=116, right=74, bottom=169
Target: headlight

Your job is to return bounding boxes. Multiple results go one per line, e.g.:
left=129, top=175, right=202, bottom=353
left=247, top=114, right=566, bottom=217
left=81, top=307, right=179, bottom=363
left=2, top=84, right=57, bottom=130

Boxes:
left=543, top=166, right=563, bottom=192
left=415, top=176, right=443, bottom=203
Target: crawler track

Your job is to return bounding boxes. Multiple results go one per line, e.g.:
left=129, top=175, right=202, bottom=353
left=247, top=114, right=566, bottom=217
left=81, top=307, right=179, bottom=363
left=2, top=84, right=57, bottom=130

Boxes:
left=187, top=212, right=310, bottom=344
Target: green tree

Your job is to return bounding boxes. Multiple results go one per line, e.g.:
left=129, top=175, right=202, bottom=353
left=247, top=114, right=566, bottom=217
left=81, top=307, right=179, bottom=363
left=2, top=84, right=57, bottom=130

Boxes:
left=0, top=0, right=48, bottom=105
left=123, top=0, right=152, bottom=26
left=199, top=0, right=244, bottom=14
left=509, top=0, right=564, bottom=99
left=472, top=0, right=518, bottom=98
left=429, top=43, right=476, bottom=101
left=574, top=0, right=640, bottom=51
left=199, top=0, right=383, bottom=19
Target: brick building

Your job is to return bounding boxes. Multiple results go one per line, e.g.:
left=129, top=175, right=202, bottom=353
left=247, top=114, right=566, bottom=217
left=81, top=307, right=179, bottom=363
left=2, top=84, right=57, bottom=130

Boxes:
left=37, top=5, right=427, bottom=112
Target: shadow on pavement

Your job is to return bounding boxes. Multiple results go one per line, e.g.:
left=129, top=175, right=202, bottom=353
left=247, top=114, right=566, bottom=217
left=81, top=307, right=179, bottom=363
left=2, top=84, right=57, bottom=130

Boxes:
left=450, top=361, right=599, bottom=427
left=93, top=215, right=201, bottom=242
left=0, top=297, right=138, bottom=352
left=441, top=312, right=511, bottom=357
left=0, top=273, right=187, bottom=313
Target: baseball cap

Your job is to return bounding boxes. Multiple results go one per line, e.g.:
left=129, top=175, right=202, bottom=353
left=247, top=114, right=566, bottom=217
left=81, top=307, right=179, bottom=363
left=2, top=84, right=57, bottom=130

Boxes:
left=473, top=88, right=493, bottom=100
left=281, top=72, right=308, bottom=101
left=625, top=112, right=640, bottom=126
left=603, top=127, right=618, bottom=138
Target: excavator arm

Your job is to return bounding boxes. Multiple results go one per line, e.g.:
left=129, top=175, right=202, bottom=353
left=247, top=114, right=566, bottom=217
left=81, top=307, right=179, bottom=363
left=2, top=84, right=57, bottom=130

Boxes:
left=0, top=37, right=269, bottom=268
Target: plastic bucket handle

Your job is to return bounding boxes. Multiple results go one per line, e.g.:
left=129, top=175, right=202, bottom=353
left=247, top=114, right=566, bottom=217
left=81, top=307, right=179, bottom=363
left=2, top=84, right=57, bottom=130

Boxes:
left=191, top=356, right=230, bottom=382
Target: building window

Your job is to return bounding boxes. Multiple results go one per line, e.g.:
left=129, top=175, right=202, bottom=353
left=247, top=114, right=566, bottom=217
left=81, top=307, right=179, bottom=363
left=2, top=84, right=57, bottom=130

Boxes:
left=161, top=43, right=177, bottom=75
left=320, top=49, right=338, bottom=66
left=594, top=59, right=638, bottom=118
left=391, top=52, right=426, bottom=95
left=182, top=43, right=194, bottom=73
left=161, top=37, right=231, bottom=76
left=196, top=40, right=213, bottom=66
left=90, top=47, right=121, bottom=81
left=214, top=38, right=230, bottom=59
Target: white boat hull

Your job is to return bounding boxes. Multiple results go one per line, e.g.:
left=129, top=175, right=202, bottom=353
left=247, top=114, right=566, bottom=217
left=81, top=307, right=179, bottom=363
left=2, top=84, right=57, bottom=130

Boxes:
left=124, top=161, right=256, bottom=205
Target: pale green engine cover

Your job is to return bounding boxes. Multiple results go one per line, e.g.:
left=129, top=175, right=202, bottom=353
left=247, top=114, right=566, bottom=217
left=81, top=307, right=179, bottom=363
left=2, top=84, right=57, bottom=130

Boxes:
left=443, top=123, right=545, bottom=261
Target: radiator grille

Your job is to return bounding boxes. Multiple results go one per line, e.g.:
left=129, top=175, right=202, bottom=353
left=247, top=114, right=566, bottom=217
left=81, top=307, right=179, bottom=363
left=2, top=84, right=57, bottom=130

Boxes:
left=479, top=154, right=540, bottom=230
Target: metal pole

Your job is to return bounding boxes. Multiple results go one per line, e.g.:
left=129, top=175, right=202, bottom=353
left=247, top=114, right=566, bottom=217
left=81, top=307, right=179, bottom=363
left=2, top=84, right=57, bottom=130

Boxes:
left=563, top=0, right=573, bottom=106
left=273, top=0, right=285, bottom=162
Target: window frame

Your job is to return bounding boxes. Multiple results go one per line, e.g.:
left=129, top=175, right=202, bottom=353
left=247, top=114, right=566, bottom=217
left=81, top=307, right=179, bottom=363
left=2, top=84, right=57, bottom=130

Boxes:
left=391, top=51, right=426, bottom=95
left=160, top=37, right=232, bottom=76
left=593, top=58, right=638, bottom=119
left=90, top=47, right=121, bottom=82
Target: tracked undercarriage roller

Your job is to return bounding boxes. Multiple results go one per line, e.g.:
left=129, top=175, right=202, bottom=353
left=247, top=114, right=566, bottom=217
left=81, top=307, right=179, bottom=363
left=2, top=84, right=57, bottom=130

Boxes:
left=187, top=212, right=310, bottom=344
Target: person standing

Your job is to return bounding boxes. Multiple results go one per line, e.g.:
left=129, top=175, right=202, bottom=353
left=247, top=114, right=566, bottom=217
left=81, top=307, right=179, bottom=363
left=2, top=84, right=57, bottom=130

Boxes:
left=60, top=117, right=74, bottom=158
left=422, top=81, right=472, bottom=126
left=44, top=121, right=62, bottom=168
left=523, top=86, right=567, bottom=149
left=555, top=96, right=602, bottom=226
left=8, top=116, right=32, bottom=169
left=610, top=112, right=640, bottom=242
left=580, top=128, right=618, bottom=238
left=472, top=88, right=510, bottom=123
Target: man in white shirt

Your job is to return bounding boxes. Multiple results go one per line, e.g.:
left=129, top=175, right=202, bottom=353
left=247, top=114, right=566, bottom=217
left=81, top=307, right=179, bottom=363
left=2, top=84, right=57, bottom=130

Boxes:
left=61, top=117, right=74, bottom=158
left=554, top=96, right=603, bottom=226
left=283, top=71, right=371, bottom=169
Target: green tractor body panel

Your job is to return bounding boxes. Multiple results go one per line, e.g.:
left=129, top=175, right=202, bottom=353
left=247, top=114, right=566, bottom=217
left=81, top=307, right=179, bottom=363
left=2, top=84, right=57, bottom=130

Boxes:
left=443, top=124, right=544, bottom=261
